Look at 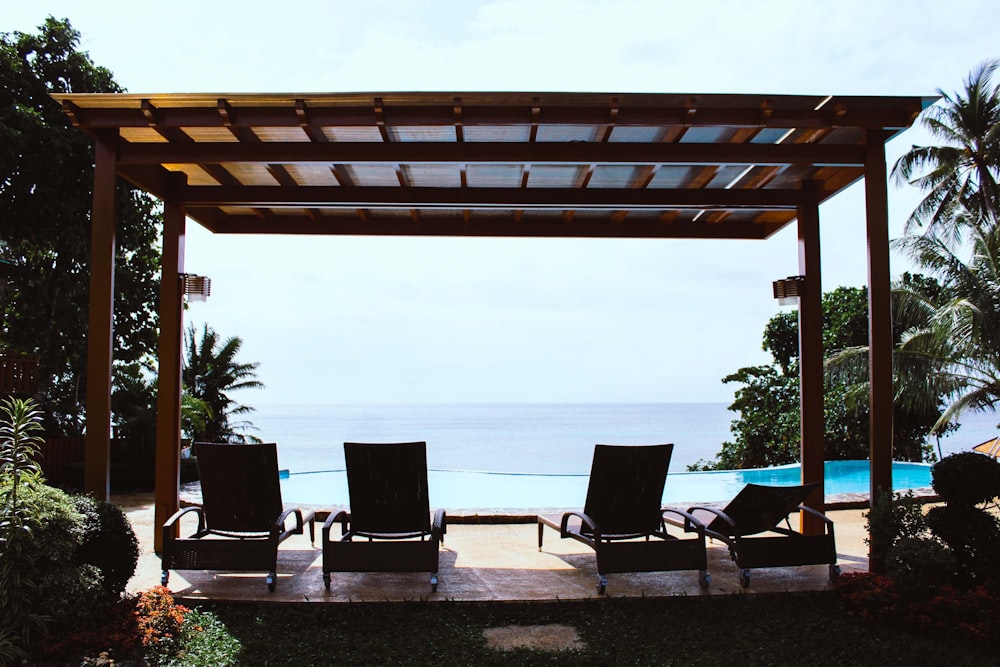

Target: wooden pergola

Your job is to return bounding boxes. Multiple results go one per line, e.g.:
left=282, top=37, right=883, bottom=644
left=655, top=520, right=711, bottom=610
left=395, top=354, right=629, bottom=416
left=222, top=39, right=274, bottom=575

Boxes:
left=54, top=91, right=933, bottom=557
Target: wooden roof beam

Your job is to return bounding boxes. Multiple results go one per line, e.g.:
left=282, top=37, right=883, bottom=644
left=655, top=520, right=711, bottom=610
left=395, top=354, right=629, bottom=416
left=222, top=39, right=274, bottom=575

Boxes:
left=295, top=99, right=329, bottom=143
left=195, top=212, right=776, bottom=239
left=177, top=185, right=809, bottom=209
left=118, top=141, right=867, bottom=166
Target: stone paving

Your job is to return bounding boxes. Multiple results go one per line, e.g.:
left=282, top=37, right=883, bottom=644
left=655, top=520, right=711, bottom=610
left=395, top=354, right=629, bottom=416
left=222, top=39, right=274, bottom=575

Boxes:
left=117, top=492, right=885, bottom=604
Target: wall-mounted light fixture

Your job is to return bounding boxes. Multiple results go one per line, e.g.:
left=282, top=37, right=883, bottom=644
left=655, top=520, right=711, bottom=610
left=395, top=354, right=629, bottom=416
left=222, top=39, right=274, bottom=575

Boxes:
left=772, top=275, right=805, bottom=307
left=181, top=273, right=211, bottom=302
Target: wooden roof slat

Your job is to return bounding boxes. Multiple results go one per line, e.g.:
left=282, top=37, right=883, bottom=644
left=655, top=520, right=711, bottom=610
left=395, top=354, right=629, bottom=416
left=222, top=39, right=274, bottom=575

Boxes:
left=54, top=90, right=934, bottom=240
left=177, top=185, right=807, bottom=208
left=116, top=141, right=868, bottom=166
left=198, top=211, right=777, bottom=239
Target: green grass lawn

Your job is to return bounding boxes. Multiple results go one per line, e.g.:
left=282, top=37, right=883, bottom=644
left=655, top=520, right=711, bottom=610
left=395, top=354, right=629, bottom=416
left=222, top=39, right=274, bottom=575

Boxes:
left=198, top=591, right=994, bottom=666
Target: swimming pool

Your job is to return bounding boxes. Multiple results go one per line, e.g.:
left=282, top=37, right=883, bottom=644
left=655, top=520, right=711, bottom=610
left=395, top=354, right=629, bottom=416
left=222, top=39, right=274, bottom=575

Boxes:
left=280, top=460, right=933, bottom=509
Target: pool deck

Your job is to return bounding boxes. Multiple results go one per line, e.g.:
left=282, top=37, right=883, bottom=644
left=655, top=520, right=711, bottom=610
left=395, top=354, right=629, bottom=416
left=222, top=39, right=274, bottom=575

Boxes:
left=118, top=492, right=890, bottom=604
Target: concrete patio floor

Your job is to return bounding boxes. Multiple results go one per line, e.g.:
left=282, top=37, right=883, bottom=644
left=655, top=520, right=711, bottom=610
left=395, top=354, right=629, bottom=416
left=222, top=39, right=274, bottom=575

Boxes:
left=117, top=493, right=872, bottom=603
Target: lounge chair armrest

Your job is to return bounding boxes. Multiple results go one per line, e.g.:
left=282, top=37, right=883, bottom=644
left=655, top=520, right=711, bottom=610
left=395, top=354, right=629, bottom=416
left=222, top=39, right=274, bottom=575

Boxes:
left=798, top=504, right=835, bottom=532
left=276, top=507, right=298, bottom=530
left=163, top=505, right=205, bottom=534
left=686, top=505, right=736, bottom=542
left=275, top=507, right=317, bottom=542
left=322, top=510, right=350, bottom=543
left=432, top=509, right=447, bottom=541
left=561, top=510, right=600, bottom=541
left=661, top=507, right=707, bottom=537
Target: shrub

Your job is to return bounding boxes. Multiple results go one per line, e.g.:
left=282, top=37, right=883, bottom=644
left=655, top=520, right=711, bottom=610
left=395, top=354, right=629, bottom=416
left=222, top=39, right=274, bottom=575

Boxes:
left=931, top=452, right=1000, bottom=506
left=926, top=504, right=1000, bottom=588
left=16, top=482, right=86, bottom=566
left=0, top=397, right=47, bottom=662
left=834, top=572, right=899, bottom=621
left=11, top=484, right=129, bottom=638
left=74, top=495, right=140, bottom=596
left=34, top=564, right=118, bottom=632
left=864, top=490, right=928, bottom=571
left=34, top=591, right=141, bottom=663
left=165, top=607, right=241, bottom=667
left=885, top=535, right=956, bottom=595
left=136, top=586, right=189, bottom=665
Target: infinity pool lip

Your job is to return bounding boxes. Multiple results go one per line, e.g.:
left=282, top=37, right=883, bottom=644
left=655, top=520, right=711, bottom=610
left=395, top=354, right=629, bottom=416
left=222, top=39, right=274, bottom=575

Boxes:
left=278, top=460, right=935, bottom=509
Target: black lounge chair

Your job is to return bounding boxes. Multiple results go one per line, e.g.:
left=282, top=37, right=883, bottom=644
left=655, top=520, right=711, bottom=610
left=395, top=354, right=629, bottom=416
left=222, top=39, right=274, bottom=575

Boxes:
left=160, top=442, right=316, bottom=592
left=537, top=443, right=710, bottom=594
left=322, top=441, right=447, bottom=592
left=686, top=482, right=840, bottom=587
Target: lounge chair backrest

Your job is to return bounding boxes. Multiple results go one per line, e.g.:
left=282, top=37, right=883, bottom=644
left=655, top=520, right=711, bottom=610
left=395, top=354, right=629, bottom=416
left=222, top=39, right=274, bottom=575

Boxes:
left=711, top=482, right=820, bottom=536
left=194, top=442, right=284, bottom=533
left=344, top=441, right=432, bottom=534
left=583, top=444, right=673, bottom=536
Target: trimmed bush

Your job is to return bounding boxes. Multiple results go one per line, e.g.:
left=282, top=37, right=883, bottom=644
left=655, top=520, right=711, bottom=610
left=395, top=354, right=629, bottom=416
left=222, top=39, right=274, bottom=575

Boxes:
left=74, top=495, right=140, bottom=596
left=926, top=504, right=1000, bottom=588
left=931, top=452, right=1000, bottom=506
left=885, top=535, right=956, bottom=594
left=16, top=482, right=86, bottom=567
left=864, top=490, right=927, bottom=572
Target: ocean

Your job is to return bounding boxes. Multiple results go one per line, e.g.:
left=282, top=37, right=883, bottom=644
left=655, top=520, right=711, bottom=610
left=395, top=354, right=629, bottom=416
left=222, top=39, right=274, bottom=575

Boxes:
left=247, top=402, right=999, bottom=475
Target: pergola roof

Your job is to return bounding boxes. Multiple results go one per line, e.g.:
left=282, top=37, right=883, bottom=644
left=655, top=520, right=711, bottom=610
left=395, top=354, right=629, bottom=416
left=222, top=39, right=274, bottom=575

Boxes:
left=53, top=91, right=934, bottom=239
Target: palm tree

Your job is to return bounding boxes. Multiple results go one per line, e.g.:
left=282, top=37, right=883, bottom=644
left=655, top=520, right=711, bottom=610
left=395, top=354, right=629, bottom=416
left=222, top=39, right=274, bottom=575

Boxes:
left=891, top=60, right=1000, bottom=244
left=894, top=223, right=1000, bottom=432
left=182, top=324, right=264, bottom=443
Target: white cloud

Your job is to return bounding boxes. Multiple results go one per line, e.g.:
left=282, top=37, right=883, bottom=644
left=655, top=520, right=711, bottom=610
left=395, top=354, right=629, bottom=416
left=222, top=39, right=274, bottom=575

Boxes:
left=6, top=0, right=999, bottom=402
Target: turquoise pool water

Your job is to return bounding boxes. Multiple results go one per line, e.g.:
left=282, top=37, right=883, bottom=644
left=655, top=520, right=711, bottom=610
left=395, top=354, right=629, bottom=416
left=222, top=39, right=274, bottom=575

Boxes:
left=280, top=460, right=932, bottom=509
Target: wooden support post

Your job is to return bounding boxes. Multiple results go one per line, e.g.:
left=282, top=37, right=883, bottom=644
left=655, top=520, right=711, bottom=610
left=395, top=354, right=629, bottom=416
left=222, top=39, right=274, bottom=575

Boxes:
left=797, top=180, right=825, bottom=534
left=84, top=129, right=118, bottom=500
left=154, top=173, right=187, bottom=553
left=865, top=130, right=894, bottom=572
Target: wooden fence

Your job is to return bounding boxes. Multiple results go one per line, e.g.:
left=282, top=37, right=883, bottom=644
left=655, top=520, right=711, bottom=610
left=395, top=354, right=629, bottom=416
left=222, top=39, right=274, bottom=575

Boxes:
left=37, top=436, right=86, bottom=485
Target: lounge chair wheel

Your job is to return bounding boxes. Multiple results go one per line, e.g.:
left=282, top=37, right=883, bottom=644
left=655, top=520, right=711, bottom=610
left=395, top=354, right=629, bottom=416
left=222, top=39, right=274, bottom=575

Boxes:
left=829, top=564, right=842, bottom=581
left=699, top=570, right=711, bottom=590
left=430, top=574, right=439, bottom=592
left=160, top=571, right=169, bottom=586
left=739, top=569, right=751, bottom=588
left=597, top=574, right=607, bottom=595
left=323, top=573, right=331, bottom=591
left=266, top=572, right=276, bottom=592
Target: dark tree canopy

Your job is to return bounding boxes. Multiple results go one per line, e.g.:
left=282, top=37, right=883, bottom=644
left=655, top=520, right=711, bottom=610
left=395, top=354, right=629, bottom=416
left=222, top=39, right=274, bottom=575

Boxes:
left=0, top=18, right=162, bottom=434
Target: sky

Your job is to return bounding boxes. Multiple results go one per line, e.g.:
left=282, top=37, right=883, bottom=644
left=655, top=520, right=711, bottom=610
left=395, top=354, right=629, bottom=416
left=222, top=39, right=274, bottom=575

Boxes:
left=8, top=1, right=1000, bottom=405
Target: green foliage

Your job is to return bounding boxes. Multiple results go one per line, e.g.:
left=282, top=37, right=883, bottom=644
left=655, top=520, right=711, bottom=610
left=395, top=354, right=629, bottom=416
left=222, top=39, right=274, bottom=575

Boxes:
left=164, top=608, right=241, bottom=667
left=0, top=397, right=43, bottom=502
left=73, top=495, right=139, bottom=597
left=203, top=594, right=998, bottom=664
left=183, top=324, right=264, bottom=443
left=136, top=586, right=188, bottom=665
left=34, top=563, right=116, bottom=632
left=836, top=572, right=1000, bottom=645
left=864, top=490, right=929, bottom=572
left=12, top=484, right=120, bottom=635
left=702, top=284, right=943, bottom=470
left=925, top=504, right=1000, bottom=589
left=931, top=452, right=1000, bottom=506
left=693, top=364, right=799, bottom=470
left=890, top=62, right=1000, bottom=436
left=0, top=18, right=162, bottom=435
left=891, top=59, right=1000, bottom=241
left=134, top=586, right=239, bottom=667
left=895, top=224, right=1000, bottom=434
left=111, top=358, right=159, bottom=460
left=885, top=536, right=957, bottom=595
left=0, top=397, right=46, bottom=661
